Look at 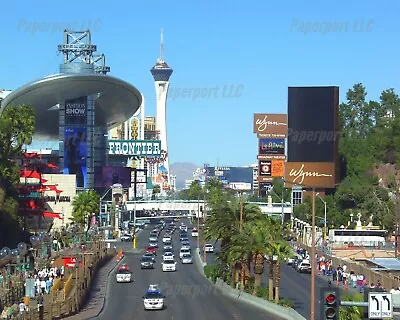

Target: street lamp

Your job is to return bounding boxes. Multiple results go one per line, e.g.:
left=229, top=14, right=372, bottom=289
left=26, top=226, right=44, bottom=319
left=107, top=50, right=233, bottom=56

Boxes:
left=269, top=185, right=285, bottom=225
left=316, top=193, right=327, bottom=241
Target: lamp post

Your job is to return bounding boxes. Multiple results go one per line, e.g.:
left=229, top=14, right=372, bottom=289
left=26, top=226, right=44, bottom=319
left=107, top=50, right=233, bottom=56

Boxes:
left=239, top=191, right=243, bottom=232
left=316, top=193, right=327, bottom=241
left=269, top=185, right=285, bottom=225
left=197, top=193, right=200, bottom=249
left=133, top=199, right=137, bottom=249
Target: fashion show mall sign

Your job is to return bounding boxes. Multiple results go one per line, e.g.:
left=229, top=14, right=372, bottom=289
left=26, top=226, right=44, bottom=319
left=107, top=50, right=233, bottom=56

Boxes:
left=108, top=140, right=161, bottom=156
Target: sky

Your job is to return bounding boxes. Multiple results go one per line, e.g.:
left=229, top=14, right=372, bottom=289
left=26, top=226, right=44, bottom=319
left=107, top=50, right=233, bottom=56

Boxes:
left=1, top=0, right=399, bottom=167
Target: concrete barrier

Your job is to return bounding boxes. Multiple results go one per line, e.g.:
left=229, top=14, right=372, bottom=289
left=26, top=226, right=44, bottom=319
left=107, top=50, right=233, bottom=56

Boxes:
left=194, top=248, right=307, bottom=320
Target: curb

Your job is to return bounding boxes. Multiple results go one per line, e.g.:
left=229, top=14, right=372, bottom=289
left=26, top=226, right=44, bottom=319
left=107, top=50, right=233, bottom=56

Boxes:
left=193, top=248, right=306, bottom=320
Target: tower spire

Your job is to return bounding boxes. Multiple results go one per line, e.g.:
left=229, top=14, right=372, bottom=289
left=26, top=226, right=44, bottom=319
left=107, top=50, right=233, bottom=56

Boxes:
left=160, top=28, right=164, bottom=61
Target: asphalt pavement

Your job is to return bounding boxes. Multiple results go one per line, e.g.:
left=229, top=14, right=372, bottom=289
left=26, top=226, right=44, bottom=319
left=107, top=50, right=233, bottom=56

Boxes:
left=95, top=218, right=285, bottom=320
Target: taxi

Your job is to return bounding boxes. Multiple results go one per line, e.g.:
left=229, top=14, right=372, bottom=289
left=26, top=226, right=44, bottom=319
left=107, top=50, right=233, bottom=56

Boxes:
left=143, top=284, right=165, bottom=310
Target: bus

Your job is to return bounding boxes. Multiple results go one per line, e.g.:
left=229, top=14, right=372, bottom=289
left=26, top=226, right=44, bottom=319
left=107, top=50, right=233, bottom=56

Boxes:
left=328, top=229, right=387, bottom=247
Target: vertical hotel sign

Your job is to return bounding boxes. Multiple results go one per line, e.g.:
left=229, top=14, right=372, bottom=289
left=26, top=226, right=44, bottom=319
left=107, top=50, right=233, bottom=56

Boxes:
left=253, top=114, right=288, bottom=186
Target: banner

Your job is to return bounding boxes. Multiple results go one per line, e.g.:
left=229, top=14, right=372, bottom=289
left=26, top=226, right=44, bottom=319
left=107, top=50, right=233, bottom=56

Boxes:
left=65, top=97, right=87, bottom=125
left=108, top=140, right=161, bottom=156
left=258, top=160, right=285, bottom=182
left=63, top=127, right=87, bottom=188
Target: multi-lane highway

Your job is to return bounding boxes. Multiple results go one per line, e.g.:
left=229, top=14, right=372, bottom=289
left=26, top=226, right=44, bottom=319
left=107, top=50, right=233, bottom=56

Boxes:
left=96, top=218, right=284, bottom=320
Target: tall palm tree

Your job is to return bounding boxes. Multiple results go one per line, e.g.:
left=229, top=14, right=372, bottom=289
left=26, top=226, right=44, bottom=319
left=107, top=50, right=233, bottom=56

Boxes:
left=71, top=190, right=99, bottom=232
left=271, top=241, right=292, bottom=303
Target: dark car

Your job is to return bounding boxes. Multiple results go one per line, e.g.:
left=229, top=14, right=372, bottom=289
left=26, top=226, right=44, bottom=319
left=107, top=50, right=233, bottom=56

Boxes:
left=140, top=256, right=155, bottom=269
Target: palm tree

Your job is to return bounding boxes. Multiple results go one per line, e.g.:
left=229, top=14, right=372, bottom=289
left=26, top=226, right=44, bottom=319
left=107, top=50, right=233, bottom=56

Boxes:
left=71, top=190, right=99, bottom=232
left=271, top=241, right=292, bottom=303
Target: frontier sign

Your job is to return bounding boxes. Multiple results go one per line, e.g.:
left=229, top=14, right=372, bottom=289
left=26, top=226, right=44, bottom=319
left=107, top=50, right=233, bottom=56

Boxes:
left=108, top=140, right=161, bottom=156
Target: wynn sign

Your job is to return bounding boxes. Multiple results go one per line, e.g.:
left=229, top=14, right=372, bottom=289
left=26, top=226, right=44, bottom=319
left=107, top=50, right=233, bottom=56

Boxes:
left=253, top=113, right=288, bottom=136
left=284, top=162, right=335, bottom=188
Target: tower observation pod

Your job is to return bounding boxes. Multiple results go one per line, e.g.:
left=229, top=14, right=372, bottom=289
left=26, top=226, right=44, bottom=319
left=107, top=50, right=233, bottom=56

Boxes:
left=150, top=29, right=173, bottom=190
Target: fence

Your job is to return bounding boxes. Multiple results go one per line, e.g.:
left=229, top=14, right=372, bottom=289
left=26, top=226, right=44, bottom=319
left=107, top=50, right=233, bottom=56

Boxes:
left=2, top=240, right=115, bottom=320
left=299, top=242, right=400, bottom=291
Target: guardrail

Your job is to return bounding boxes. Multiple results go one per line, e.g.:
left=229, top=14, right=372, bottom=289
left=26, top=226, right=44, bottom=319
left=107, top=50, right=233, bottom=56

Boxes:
left=193, top=248, right=306, bottom=320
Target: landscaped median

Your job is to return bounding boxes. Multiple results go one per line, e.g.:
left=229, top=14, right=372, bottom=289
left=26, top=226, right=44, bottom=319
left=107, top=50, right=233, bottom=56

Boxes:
left=193, top=248, right=307, bottom=320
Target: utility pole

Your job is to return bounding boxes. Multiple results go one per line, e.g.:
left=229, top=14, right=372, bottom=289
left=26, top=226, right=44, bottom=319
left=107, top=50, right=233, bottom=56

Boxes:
left=396, top=186, right=400, bottom=258
left=197, top=192, right=200, bottom=249
left=239, top=191, right=243, bottom=232
left=310, top=188, right=316, bottom=320
left=203, top=192, right=207, bottom=264
left=281, top=183, right=285, bottom=225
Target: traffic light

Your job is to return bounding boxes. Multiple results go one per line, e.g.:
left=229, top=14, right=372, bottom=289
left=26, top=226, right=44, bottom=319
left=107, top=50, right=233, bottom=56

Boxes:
left=321, top=287, right=339, bottom=320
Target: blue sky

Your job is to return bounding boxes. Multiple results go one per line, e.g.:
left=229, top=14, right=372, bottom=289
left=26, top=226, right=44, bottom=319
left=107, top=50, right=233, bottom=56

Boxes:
left=1, top=0, right=399, bottom=166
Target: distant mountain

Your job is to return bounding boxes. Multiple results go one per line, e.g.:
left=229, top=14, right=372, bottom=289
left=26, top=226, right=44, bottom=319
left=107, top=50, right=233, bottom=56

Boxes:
left=170, top=162, right=198, bottom=189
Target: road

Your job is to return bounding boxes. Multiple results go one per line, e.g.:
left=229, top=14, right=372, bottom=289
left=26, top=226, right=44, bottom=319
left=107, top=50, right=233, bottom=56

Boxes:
left=96, top=219, right=284, bottom=320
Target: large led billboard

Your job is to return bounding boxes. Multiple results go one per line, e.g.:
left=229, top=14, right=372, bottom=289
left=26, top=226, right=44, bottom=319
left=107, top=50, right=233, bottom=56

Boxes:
left=94, top=166, right=132, bottom=188
left=63, top=127, right=87, bottom=188
left=259, top=138, right=285, bottom=155
left=65, top=97, right=87, bottom=125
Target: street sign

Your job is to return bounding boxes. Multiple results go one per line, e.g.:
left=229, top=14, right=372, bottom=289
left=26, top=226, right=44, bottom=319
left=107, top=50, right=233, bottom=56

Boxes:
left=368, top=292, right=393, bottom=319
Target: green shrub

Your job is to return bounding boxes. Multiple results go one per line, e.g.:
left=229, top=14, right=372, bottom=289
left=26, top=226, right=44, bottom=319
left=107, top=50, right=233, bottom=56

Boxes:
left=204, top=264, right=221, bottom=283
left=278, top=298, right=295, bottom=309
left=256, top=286, right=269, bottom=299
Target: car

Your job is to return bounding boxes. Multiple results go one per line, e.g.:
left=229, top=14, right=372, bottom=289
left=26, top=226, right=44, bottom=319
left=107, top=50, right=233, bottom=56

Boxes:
left=181, top=240, right=190, bottom=246
left=297, top=260, right=312, bottom=273
left=143, top=252, right=156, bottom=262
left=181, top=244, right=190, bottom=250
left=179, top=248, right=191, bottom=259
left=163, top=244, right=173, bottom=251
left=180, top=236, right=189, bottom=242
left=180, top=225, right=187, bottom=231
left=143, top=285, right=165, bottom=310
left=149, top=241, right=158, bottom=248
left=117, top=263, right=129, bottom=271
left=161, top=260, right=177, bottom=272
left=191, top=228, right=198, bottom=237
left=141, top=256, right=155, bottom=269
left=116, top=269, right=133, bottom=283
left=163, top=252, right=174, bottom=261
left=146, top=247, right=157, bottom=255
left=162, top=235, right=172, bottom=244
left=120, top=234, right=133, bottom=242
left=149, top=235, right=158, bottom=242
left=181, top=254, right=193, bottom=264
left=204, top=244, right=214, bottom=253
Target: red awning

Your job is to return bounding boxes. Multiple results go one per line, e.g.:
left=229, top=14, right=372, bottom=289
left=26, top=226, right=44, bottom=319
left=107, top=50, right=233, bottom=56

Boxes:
left=24, top=152, right=41, bottom=159
left=43, top=212, right=63, bottom=220
left=20, top=170, right=41, bottom=179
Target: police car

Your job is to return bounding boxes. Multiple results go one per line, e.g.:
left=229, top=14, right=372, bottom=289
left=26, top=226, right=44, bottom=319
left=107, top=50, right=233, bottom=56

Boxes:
left=143, top=285, right=165, bottom=310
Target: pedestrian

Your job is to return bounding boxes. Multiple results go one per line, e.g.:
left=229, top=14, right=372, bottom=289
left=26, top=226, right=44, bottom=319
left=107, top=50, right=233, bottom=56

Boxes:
left=37, top=293, right=44, bottom=311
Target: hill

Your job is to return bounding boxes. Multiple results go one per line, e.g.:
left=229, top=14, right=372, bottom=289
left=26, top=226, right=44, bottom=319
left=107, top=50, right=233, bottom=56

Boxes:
left=170, top=162, right=198, bottom=189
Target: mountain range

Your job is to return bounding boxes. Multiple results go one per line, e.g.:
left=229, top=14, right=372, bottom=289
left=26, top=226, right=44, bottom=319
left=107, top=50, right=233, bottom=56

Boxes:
left=170, top=162, right=198, bottom=189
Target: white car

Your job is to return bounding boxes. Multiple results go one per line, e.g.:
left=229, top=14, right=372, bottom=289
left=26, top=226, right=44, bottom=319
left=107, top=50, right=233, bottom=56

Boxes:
left=181, top=254, right=193, bottom=264
left=162, top=235, right=172, bottom=244
left=179, top=248, right=191, bottom=259
left=161, top=260, right=177, bottom=272
left=143, top=286, right=165, bottom=310
left=120, top=234, right=133, bottom=242
left=181, top=244, right=190, bottom=251
left=179, top=225, right=187, bottom=231
left=204, top=244, right=214, bottom=253
left=191, top=228, right=198, bottom=237
left=116, top=269, right=132, bottom=283
left=162, top=252, right=174, bottom=261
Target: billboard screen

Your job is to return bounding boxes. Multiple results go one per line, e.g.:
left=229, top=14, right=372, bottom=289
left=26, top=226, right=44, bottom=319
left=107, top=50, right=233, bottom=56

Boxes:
left=63, top=127, right=87, bottom=188
left=287, top=87, right=339, bottom=162
left=94, top=166, right=133, bottom=188
left=206, top=167, right=253, bottom=185
left=253, top=114, right=288, bottom=136
left=259, top=138, right=285, bottom=155
left=65, top=97, right=87, bottom=125
left=258, top=160, right=285, bottom=182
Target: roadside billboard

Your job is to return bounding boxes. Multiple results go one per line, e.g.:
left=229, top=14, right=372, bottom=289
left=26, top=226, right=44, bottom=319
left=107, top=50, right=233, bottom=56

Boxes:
left=65, top=97, right=87, bottom=125
left=253, top=113, right=288, bottom=136
left=284, top=162, right=335, bottom=188
left=63, top=127, right=87, bottom=188
left=258, top=160, right=285, bottom=182
left=108, top=140, right=161, bottom=157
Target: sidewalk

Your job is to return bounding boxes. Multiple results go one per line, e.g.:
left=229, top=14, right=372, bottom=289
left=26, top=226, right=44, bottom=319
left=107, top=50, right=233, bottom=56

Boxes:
left=62, top=255, right=120, bottom=319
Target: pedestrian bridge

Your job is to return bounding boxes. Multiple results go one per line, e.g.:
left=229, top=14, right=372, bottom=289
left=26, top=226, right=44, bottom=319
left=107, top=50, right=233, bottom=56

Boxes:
left=123, top=200, right=292, bottom=216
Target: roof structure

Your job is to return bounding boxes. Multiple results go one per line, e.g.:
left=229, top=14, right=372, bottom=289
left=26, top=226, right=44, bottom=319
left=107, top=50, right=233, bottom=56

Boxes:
left=366, top=258, right=400, bottom=271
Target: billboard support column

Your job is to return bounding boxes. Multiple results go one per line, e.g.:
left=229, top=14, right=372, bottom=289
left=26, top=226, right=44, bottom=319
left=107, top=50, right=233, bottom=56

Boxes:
left=86, top=95, right=95, bottom=189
